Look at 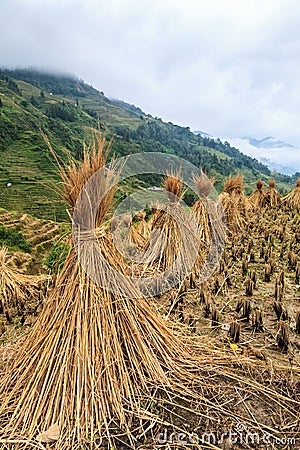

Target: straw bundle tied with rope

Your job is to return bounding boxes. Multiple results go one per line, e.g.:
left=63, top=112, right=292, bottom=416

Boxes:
left=266, top=179, right=281, bottom=207
left=191, top=172, right=214, bottom=248
left=0, top=246, right=47, bottom=319
left=118, top=213, right=148, bottom=254
left=135, top=210, right=150, bottom=238
left=0, top=133, right=299, bottom=448
left=190, top=172, right=226, bottom=280
left=0, top=134, right=202, bottom=448
left=249, top=179, right=267, bottom=209
left=164, top=172, right=183, bottom=203
left=126, top=213, right=149, bottom=252
left=283, top=178, right=300, bottom=211
left=219, top=175, right=251, bottom=235
left=141, top=171, right=203, bottom=279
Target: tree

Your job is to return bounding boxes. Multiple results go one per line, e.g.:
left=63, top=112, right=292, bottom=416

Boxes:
left=40, top=90, right=45, bottom=98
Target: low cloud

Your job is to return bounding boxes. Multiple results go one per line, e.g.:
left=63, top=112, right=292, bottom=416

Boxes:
left=228, top=137, right=300, bottom=174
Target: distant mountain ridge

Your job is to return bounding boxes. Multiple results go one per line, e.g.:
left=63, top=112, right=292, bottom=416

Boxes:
left=225, top=136, right=300, bottom=176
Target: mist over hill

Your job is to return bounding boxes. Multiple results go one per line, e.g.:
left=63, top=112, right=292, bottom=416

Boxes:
left=227, top=136, right=300, bottom=175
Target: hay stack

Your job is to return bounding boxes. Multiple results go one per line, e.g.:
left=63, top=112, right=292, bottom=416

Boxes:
left=266, top=179, right=281, bottom=207
left=0, top=135, right=298, bottom=448
left=151, top=172, right=184, bottom=272
left=249, top=179, right=266, bottom=208
left=145, top=172, right=202, bottom=278
left=123, top=213, right=148, bottom=253
left=283, top=178, right=300, bottom=211
left=191, top=173, right=214, bottom=248
left=164, top=172, right=183, bottom=202
left=219, top=175, right=251, bottom=234
left=0, top=246, right=47, bottom=318
left=191, top=172, right=225, bottom=280
left=135, top=210, right=150, bottom=238
left=0, top=134, right=200, bottom=447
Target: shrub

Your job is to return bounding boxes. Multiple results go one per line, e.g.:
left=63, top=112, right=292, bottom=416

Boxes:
left=0, top=225, right=32, bottom=253
left=44, top=239, right=70, bottom=274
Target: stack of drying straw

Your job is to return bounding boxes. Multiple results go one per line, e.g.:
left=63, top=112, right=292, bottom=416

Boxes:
left=249, top=179, right=266, bottom=209
left=283, top=178, right=300, bottom=211
left=0, top=133, right=299, bottom=448
left=0, top=246, right=47, bottom=319
left=266, top=179, right=281, bottom=207
left=219, top=174, right=251, bottom=234
left=0, top=133, right=199, bottom=448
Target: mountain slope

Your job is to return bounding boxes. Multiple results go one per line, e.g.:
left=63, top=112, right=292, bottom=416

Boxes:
left=0, top=68, right=294, bottom=220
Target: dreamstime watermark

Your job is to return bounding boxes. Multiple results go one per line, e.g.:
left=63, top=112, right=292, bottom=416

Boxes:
left=72, top=152, right=226, bottom=298
left=157, top=424, right=296, bottom=447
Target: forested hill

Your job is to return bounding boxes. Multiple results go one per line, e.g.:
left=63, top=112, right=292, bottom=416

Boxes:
left=0, top=68, right=295, bottom=220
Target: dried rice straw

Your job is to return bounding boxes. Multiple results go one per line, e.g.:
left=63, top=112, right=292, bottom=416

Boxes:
left=249, top=179, right=267, bottom=209
left=219, top=175, right=251, bottom=235
left=283, top=178, right=300, bottom=211
left=0, top=247, right=47, bottom=319
left=266, top=179, right=281, bottom=208
left=0, top=137, right=299, bottom=448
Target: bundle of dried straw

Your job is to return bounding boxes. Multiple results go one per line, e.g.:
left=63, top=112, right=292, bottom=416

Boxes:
left=0, top=247, right=47, bottom=318
left=144, top=172, right=202, bottom=278
left=265, top=179, right=281, bottom=207
left=0, top=134, right=199, bottom=447
left=219, top=175, right=251, bottom=234
left=249, top=179, right=267, bottom=209
left=283, top=178, right=300, bottom=211
left=191, top=173, right=214, bottom=248
left=135, top=210, right=150, bottom=238
left=0, top=136, right=299, bottom=448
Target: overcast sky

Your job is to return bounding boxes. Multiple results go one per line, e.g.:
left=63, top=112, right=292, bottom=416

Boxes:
left=1, top=0, right=300, bottom=169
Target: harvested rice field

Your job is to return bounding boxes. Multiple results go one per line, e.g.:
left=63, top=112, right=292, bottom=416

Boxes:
left=0, top=135, right=300, bottom=449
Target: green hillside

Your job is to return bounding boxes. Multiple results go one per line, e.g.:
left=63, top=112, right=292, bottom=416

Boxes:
left=0, top=68, right=295, bottom=220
